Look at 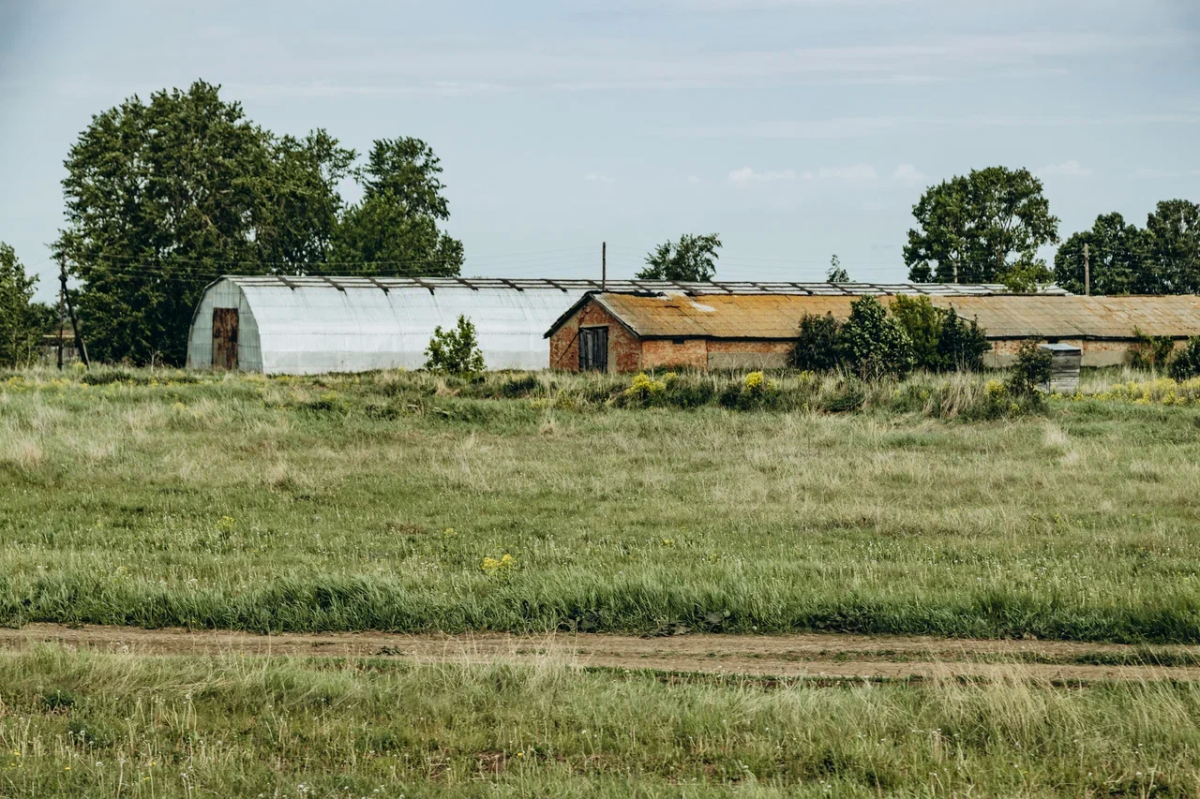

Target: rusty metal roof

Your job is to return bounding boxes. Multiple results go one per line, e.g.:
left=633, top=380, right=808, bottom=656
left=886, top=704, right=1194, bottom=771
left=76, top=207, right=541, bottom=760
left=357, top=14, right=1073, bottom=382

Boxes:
left=563, top=292, right=1200, bottom=340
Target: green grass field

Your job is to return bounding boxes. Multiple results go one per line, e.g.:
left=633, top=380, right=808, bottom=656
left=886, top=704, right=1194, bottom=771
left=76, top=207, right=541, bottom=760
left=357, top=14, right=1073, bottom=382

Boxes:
left=4, top=648, right=1200, bottom=797
left=3, top=367, right=1200, bottom=642
left=7, top=366, right=1200, bottom=796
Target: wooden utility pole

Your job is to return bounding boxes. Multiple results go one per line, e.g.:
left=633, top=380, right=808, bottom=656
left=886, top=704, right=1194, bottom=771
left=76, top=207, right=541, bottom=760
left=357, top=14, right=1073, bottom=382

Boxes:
left=58, top=255, right=89, bottom=369
left=1083, top=243, right=1090, bottom=296
left=601, top=242, right=607, bottom=290
left=56, top=284, right=65, bottom=371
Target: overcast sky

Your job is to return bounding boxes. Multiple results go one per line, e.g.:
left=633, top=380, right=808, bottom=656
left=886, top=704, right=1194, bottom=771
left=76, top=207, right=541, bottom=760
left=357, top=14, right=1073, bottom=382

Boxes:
left=1, top=0, right=1198, bottom=300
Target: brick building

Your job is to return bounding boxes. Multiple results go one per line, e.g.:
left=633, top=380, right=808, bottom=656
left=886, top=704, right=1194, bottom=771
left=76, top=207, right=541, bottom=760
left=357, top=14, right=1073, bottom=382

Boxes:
left=545, top=291, right=1200, bottom=372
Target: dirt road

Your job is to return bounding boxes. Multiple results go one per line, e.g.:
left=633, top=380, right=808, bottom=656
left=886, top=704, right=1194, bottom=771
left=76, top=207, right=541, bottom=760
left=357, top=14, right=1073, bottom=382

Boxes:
left=3, top=624, right=1198, bottom=682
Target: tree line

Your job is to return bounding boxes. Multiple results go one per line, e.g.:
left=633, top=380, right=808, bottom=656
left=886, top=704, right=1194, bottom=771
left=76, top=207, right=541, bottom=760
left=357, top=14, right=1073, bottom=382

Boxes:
left=0, top=80, right=1197, bottom=367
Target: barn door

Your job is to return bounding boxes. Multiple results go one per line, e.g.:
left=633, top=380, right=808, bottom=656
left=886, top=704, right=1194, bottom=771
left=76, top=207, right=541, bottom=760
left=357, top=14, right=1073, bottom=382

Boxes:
left=212, top=308, right=239, bottom=370
left=578, top=326, right=608, bottom=371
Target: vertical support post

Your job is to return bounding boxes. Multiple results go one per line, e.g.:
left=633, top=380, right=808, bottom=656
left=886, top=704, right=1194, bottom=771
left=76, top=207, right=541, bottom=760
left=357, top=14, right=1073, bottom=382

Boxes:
left=602, top=242, right=607, bottom=290
left=59, top=255, right=89, bottom=369
left=1083, top=243, right=1090, bottom=296
left=56, top=284, right=65, bottom=371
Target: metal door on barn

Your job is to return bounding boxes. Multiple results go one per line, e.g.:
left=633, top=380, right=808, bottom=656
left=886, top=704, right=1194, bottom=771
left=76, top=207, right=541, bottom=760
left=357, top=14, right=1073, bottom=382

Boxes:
left=578, top=326, right=608, bottom=371
left=211, top=308, right=239, bottom=370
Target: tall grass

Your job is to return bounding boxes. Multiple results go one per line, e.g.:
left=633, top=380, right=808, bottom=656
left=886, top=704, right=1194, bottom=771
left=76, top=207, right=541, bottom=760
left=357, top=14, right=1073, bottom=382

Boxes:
left=2, top=647, right=1200, bottom=796
left=3, top=367, right=1200, bottom=640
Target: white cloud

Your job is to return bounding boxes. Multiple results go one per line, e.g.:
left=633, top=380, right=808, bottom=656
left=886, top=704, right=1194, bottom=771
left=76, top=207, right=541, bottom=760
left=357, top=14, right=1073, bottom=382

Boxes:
left=892, top=164, right=928, bottom=183
left=816, top=164, right=878, bottom=181
left=1038, top=160, right=1093, bottom=177
left=728, top=167, right=798, bottom=183
left=584, top=173, right=615, bottom=183
left=687, top=175, right=702, bottom=184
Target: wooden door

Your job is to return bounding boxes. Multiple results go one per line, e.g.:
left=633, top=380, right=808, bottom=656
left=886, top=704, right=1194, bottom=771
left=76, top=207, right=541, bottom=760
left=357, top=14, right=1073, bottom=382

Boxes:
left=212, top=308, right=239, bottom=370
left=578, top=327, right=608, bottom=371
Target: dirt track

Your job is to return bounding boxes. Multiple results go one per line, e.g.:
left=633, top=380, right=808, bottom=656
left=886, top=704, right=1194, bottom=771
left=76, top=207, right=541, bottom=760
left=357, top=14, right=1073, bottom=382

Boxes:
left=3, top=624, right=1199, bottom=682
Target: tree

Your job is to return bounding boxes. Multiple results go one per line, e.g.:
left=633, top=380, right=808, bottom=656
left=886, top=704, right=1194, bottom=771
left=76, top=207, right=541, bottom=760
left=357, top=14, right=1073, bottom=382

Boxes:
left=424, top=315, right=484, bottom=373
left=55, top=80, right=355, bottom=365
left=791, top=313, right=841, bottom=371
left=331, top=137, right=464, bottom=276
left=889, top=296, right=990, bottom=372
left=904, top=167, right=1059, bottom=285
left=1053, top=212, right=1152, bottom=295
left=1145, top=199, right=1200, bottom=294
left=0, top=244, right=43, bottom=368
left=836, top=296, right=914, bottom=380
left=637, top=233, right=721, bottom=281
left=826, top=254, right=850, bottom=282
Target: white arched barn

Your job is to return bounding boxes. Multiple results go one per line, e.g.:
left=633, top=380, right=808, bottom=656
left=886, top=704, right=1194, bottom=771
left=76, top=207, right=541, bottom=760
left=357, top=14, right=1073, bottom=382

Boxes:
left=186, top=275, right=1041, bottom=374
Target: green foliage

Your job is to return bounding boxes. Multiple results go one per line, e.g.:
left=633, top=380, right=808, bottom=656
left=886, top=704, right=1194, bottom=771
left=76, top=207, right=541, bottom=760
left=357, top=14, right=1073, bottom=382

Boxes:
left=424, top=315, right=485, bottom=374
left=1129, top=327, right=1176, bottom=370
left=1054, top=202, right=1200, bottom=295
left=54, top=82, right=465, bottom=365
left=836, top=296, right=915, bottom=379
left=0, top=243, right=44, bottom=368
left=55, top=81, right=356, bottom=365
left=936, top=308, right=991, bottom=372
left=826, top=254, right=850, bottom=282
left=1053, top=212, right=1152, bottom=295
left=904, top=166, right=1059, bottom=284
left=1007, top=340, right=1052, bottom=397
left=1168, top=338, right=1200, bottom=381
left=330, top=137, right=463, bottom=276
left=790, top=313, right=842, bottom=371
left=1145, top=199, right=1200, bottom=294
left=888, top=296, right=942, bottom=369
left=636, top=233, right=721, bottom=281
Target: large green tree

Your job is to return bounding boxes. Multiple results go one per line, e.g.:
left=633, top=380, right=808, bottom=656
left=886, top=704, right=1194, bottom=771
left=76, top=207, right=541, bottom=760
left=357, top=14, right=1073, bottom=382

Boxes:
left=0, top=244, right=44, bottom=367
left=1053, top=201, right=1200, bottom=295
left=637, top=233, right=721, bottom=281
left=1145, top=199, right=1200, bottom=294
left=1053, top=212, right=1151, bottom=295
left=56, top=80, right=356, bottom=365
left=330, top=137, right=463, bottom=276
left=904, top=167, right=1059, bottom=286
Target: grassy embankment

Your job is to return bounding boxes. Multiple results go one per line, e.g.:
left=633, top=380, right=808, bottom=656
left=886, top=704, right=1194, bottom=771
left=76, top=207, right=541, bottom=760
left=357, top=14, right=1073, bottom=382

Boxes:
left=2, top=366, right=1200, bottom=641
left=4, top=647, right=1200, bottom=797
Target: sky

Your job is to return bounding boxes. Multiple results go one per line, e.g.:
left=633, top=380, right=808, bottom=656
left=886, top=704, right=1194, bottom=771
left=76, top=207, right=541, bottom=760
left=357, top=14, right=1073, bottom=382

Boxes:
left=1, top=0, right=1198, bottom=301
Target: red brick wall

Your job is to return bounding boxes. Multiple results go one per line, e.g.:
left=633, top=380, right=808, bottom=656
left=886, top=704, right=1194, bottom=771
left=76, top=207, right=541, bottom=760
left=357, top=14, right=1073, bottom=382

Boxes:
left=548, top=300, right=642, bottom=373
left=706, top=340, right=792, bottom=369
left=642, top=338, right=707, bottom=369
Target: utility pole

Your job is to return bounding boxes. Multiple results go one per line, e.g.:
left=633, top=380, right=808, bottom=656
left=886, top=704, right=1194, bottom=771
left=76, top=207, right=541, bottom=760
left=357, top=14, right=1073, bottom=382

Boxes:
left=58, top=255, right=89, bottom=369
left=601, top=241, right=607, bottom=290
left=56, top=284, right=65, bottom=371
left=1083, top=243, right=1090, bottom=296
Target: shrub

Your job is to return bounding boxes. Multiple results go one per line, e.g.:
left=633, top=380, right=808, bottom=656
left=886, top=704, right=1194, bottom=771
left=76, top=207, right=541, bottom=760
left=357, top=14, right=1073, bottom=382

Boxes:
left=836, top=296, right=914, bottom=380
left=889, top=296, right=942, bottom=370
left=1168, top=338, right=1200, bottom=381
left=1007, top=340, right=1052, bottom=397
left=937, top=309, right=991, bottom=372
left=424, top=315, right=485, bottom=374
left=1130, top=327, right=1175, bottom=370
left=791, top=313, right=841, bottom=371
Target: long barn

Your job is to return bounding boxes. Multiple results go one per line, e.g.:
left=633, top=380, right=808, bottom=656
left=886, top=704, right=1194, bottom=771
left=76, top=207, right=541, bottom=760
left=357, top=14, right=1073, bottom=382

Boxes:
left=186, top=276, right=1028, bottom=374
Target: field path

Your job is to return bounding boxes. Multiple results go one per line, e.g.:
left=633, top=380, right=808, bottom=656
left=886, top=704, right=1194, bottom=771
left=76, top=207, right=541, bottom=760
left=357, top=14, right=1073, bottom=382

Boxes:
left=3, top=624, right=1199, bottom=682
